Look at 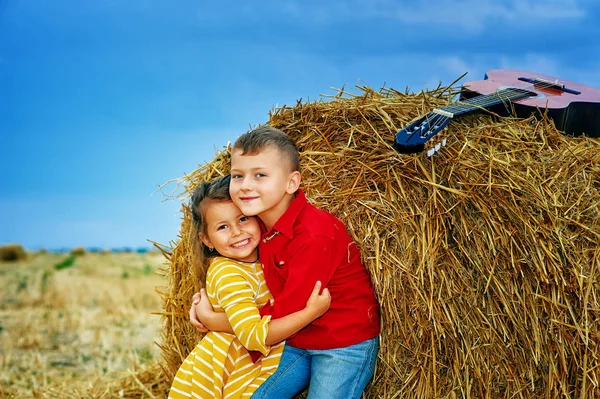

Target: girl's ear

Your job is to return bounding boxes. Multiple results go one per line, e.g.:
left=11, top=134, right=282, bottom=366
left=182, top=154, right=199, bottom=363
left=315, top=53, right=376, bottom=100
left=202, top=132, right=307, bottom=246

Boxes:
left=199, top=232, right=213, bottom=250
left=286, top=170, right=301, bottom=194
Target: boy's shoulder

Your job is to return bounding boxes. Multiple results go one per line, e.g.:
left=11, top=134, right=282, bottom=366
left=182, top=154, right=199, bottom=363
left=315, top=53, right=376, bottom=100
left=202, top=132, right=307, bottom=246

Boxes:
left=295, top=201, right=347, bottom=238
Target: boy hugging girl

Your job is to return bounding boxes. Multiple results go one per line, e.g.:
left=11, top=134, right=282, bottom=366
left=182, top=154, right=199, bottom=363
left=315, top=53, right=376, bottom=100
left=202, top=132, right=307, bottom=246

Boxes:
left=172, top=125, right=380, bottom=399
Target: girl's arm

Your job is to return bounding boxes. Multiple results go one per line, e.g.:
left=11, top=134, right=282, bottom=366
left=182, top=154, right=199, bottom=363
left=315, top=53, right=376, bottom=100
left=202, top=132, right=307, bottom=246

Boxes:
left=193, top=291, right=233, bottom=334
left=193, top=280, right=330, bottom=345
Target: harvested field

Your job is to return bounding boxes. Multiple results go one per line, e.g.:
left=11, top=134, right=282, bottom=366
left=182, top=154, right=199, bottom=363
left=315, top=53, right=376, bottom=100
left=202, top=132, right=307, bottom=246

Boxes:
left=0, top=251, right=167, bottom=398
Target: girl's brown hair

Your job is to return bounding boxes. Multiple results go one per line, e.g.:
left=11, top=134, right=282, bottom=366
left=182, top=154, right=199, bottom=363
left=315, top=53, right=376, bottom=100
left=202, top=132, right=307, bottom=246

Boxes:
left=190, top=174, right=232, bottom=261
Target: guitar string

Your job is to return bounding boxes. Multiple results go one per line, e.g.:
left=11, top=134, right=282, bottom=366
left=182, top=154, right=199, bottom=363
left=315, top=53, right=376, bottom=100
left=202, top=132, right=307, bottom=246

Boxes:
left=443, top=79, right=560, bottom=115
left=403, top=78, right=564, bottom=143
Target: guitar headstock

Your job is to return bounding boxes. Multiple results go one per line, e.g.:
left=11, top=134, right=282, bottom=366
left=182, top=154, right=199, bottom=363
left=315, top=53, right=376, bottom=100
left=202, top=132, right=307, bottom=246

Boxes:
left=394, top=112, right=451, bottom=154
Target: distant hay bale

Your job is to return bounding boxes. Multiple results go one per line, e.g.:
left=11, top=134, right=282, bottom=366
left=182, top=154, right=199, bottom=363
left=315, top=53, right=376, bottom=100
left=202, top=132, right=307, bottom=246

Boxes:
left=71, top=247, right=86, bottom=256
left=156, top=84, right=599, bottom=398
left=0, top=243, right=27, bottom=262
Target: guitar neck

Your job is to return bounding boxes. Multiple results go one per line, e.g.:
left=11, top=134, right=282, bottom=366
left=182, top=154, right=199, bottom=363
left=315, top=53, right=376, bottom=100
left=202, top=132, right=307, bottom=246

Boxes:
left=439, top=88, right=533, bottom=117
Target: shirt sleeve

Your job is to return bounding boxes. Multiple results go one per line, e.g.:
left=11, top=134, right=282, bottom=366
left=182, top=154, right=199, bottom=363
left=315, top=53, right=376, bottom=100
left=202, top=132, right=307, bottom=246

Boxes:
left=268, top=234, right=336, bottom=319
left=210, top=263, right=273, bottom=356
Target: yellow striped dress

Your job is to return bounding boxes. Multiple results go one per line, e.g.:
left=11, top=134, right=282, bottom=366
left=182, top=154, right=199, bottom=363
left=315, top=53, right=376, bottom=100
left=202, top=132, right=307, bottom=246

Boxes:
left=168, top=256, right=284, bottom=399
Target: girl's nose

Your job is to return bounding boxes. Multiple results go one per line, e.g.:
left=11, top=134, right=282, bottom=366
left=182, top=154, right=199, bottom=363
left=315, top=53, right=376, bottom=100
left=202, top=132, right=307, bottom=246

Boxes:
left=231, top=225, right=242, bottom=237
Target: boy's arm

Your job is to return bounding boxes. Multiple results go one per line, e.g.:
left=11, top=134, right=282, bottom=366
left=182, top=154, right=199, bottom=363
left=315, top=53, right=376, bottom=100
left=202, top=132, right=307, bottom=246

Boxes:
left=193, top=281, right=330, bottom=345
left=215, top=267, right=298, bottom=354
left=263, top=235, right=337, bottom=319
left=265, top=280, right=330, bottom=345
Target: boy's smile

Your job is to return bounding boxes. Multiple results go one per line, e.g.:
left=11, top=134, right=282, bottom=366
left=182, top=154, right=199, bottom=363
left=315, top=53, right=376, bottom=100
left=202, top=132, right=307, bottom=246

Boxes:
left=229, top=146, right=301, bottom=230
left=239, top=195, right=259, bottom=202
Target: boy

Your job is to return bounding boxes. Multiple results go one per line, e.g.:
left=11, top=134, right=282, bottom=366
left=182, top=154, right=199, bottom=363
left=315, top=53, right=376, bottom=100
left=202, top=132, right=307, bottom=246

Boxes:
left=191, top=125, right=380, bottom=398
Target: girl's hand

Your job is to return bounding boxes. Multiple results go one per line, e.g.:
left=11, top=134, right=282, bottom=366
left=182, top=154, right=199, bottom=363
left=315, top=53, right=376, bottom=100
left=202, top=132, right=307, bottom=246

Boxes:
left=304, top=281, right=331, bottom=319
left=189, top=290, right=208, bottom=332
left=193, top=289, right=234, bottom=333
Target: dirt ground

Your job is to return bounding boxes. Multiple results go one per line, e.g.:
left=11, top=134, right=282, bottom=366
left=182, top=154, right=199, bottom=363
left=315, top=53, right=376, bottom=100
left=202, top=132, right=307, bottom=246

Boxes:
left=0, top=251, right=167, bottom=398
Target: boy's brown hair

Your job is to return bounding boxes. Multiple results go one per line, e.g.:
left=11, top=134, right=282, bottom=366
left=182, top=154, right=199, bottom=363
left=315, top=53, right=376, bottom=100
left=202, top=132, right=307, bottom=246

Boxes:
left=233, top=125, right=300, bottom=172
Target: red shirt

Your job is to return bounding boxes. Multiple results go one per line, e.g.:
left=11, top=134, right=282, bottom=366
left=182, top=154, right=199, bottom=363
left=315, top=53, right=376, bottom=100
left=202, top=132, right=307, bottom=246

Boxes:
left=258, top=190, right=380, bottom=350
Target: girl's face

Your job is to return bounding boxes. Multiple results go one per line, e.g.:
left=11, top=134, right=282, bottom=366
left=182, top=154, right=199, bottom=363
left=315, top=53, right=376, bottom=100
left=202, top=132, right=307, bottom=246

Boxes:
left=200, top=200, right=260, bottom=263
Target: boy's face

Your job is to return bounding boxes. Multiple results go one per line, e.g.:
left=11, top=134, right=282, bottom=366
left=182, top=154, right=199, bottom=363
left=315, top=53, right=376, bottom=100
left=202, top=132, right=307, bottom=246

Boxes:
left=229, top=146, right=300, bottom=228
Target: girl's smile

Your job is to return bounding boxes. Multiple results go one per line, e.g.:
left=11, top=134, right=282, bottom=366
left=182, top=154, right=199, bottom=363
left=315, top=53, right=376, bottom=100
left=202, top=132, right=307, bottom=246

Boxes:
left=200, top=200, right=260, bottom=263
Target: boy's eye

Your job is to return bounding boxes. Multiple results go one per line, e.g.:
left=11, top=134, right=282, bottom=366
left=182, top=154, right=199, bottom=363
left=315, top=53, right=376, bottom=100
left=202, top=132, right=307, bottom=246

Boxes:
left=239, top=216, right=248, bottom=223
left=231, top=174, right=242, bottom=179
left=255, top=173, right=266, bottom=178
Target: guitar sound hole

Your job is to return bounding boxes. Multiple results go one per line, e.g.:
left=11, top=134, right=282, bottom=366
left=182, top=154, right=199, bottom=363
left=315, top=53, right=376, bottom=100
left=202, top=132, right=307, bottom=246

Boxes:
left=507, top=87, right=539, bottom=99
left=522, top=90, right=539, bottom=98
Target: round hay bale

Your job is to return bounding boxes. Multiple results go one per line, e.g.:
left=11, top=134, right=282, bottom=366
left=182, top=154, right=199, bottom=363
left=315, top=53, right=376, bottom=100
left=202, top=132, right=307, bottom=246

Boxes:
left=159, top=85, right=600, bottom=398
left=0, top=243, right=27, bottom=262
left=70, top=246, right=86, bottom=256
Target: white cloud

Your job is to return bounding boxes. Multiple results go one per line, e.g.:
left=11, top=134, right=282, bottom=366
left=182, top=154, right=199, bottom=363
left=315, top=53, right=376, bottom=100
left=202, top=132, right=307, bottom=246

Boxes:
left=497, top=54, right=559, bottom=77
left=364, top=0, right=585, bottom=31
left=226, top=0, right=587, bottom=32
left=438, top=56, right=473, bottom=79
left=436, top=53, right=560, bottom=83
left=433, top=53, right=600, bottom=91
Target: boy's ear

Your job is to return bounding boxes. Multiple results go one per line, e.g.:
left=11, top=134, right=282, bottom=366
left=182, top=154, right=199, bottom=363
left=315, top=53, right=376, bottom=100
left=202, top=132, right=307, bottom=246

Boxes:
left=199, top=232, right=213, bottom=250
left=286, top=170, right=301, bottom=194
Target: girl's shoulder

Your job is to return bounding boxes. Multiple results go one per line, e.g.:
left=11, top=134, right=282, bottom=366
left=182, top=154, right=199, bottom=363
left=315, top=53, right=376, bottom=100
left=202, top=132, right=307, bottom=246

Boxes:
left=206, top=256, right=246, bottom=279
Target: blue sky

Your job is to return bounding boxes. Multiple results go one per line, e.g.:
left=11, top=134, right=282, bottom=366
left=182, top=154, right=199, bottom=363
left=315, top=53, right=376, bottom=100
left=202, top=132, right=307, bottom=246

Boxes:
left=2, top=0, right=599, bottom=250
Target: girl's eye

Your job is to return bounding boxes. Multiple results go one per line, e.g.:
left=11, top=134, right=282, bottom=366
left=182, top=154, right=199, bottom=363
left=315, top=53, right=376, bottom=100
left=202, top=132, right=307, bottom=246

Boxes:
left=217, top=225, right=228, bottom=231
left=239, top=216, right=248, bottom=223
left=231, top=174, right=242, bottom=179
left=255, top=173, right=265, bottom=178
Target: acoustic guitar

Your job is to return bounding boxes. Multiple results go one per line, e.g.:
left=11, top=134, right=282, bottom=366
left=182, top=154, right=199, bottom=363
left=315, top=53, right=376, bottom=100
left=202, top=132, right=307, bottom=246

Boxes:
left=394, top=69, right=600, bottom=154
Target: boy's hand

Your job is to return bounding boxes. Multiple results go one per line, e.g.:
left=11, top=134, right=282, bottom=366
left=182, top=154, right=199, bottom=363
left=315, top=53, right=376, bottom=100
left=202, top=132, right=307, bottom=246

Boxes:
left=189, top=290, right=208, bottom=333
left=305, top=281, right=331, bottom=319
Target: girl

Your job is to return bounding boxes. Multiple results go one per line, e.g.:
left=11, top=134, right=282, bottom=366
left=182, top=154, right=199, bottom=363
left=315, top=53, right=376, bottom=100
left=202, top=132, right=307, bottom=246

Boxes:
left=168, top=175, right=330, bottom=399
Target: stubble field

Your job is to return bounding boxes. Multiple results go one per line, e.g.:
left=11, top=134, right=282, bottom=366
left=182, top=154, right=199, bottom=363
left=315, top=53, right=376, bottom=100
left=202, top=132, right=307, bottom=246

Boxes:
left=0, top=250, right=167, bottom=398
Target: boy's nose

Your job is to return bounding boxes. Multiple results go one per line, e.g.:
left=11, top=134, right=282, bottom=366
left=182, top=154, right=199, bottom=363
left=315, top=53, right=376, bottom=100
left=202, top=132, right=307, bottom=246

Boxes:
left=240, top=178, right=252, bottom=191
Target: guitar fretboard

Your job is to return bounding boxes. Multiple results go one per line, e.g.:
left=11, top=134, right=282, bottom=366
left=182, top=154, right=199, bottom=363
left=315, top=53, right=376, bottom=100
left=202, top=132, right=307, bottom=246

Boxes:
left=438, top=88, right=534, bottom=117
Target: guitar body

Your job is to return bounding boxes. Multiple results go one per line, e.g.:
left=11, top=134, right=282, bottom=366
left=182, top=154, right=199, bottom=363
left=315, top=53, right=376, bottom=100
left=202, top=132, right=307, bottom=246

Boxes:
left=461, top=69, right=600, bottom=138
left=394, top=69, right=600, bottom=154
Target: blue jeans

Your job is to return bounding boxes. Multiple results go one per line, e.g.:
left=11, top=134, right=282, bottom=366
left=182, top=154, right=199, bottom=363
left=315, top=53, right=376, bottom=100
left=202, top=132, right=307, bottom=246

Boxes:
left=252, top=336, right=379, bottom=399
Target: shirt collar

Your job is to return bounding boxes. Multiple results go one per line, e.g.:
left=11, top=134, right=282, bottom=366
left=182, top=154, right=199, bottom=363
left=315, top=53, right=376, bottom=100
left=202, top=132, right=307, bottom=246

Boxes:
left=261, top=189, right=307, bottom=239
